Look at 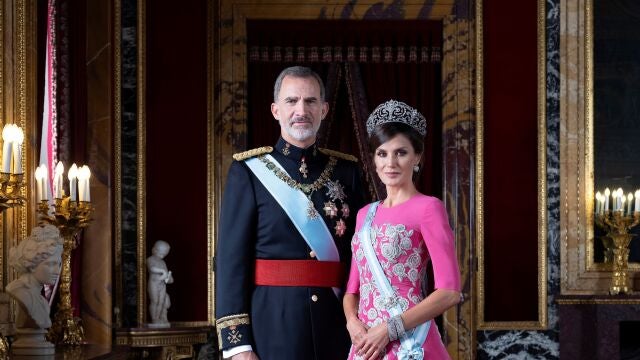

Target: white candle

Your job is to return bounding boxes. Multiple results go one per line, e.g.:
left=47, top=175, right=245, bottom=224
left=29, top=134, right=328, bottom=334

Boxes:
left=2, top=124, right=13, bottom=173
left=68, top=163, right=78, bottom=201
left=12, top=125, right=23, bottom=174
left=635, top=190, right=640, bottom=213
left=604, top=188, right=610, bottom=212
left=35, top=166, right=44, bottom=201
left=628, top=193, right=634, bottom=215
left=617, top=188, right=624, bottom=211
left=54, top=161, right=64, bottom=198
left=42, top=165, right=50, bottom=200
left=82, top=166, right=91, bottom=202
left=595, top=192, right=602, bottom=214
left=621, top=196, right=626, bottom=214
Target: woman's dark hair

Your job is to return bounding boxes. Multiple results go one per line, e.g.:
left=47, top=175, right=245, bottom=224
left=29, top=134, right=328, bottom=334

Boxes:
left=368, top=122, right=424, bottom=155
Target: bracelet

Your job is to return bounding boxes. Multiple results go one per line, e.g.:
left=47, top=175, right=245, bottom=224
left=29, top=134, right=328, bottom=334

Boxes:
left=387, top=318, right=399, bottom=342
left=387, top=314, right=404, bottom=341
left=393, top=314, right=406, bottom=338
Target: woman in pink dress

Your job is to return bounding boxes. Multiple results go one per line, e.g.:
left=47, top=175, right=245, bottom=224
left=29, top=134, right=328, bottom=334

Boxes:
left=343, top=100, right=461, bottom=360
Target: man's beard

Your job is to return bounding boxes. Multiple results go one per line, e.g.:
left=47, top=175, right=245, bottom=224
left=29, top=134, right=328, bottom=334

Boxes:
left=283, top=117, right=319, bottom=142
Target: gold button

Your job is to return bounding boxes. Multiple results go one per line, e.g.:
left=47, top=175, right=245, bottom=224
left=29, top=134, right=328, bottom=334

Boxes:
left=309, top=251, right=316, bottom=258
left=311, top=294, right=318, bottom=302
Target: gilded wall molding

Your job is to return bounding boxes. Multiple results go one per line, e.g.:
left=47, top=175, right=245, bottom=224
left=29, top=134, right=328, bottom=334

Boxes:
left=213, top=0, right=473, bottom=358
left=114, top=0, right=123, bottom=328
left=137, top=0, right=147, bottom=325
left=0, top=0, right=37, bottom=336
left=475, top=0, right=548, bottom=330
left=559, top=0, right=640, bottom=294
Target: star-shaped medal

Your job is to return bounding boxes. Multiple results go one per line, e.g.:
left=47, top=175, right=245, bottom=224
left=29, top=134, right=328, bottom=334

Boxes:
left=341, top=203, right=350, bottom=218
left=325, top=180, right=346, bottom=202
left=335, top=219, right=346, bottom=237
left=323, top=202, right=338, bottom=218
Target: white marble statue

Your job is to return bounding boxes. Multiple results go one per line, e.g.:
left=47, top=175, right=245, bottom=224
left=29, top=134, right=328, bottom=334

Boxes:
left=147, top=240, right=173, bottom=327
left=5, top=224, right=63, bottom=355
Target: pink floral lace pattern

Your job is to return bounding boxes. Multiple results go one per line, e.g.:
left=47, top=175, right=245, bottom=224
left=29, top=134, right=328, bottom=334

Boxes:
left=346, top=195, right=460, bottom=360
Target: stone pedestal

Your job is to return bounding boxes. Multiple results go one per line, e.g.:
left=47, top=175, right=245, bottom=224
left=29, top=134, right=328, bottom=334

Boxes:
left=11, top=328, right=55, bottom=356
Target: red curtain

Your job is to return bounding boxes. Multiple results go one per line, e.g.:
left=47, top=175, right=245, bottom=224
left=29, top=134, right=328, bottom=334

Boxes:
left=246, top=20, right=443, bottom=201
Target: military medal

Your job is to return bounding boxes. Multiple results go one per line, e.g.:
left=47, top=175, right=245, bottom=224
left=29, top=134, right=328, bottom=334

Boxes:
left=282, top=142, right=291, bottom=156
left=299, top=157, right=308, bottom=178
left=323, top=202, right=338, bottom=218
left=334, top=219, right=346, bottom=237
left=341, top=203, right=350, bottom=218
left=325, top=180, right=346, bottom=202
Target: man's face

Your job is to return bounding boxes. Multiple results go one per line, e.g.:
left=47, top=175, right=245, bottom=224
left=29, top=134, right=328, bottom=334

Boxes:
left=271, top=76, right=328, bottom=148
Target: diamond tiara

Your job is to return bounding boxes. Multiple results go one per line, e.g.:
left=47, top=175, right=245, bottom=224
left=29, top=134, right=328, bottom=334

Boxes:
left=365, top=100, right=427, bottom=136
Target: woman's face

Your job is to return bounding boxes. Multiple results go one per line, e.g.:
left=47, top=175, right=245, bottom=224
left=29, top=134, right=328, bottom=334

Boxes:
left=374, top=134, right=421, bottom=189
left=32, top=254, right=62, bottom=286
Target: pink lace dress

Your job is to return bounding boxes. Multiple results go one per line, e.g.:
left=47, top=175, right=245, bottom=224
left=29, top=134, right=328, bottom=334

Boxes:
left=346, top=194, right=460, bottom=360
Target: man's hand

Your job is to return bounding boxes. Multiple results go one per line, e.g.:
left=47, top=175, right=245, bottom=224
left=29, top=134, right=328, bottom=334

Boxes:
left=231, top=351, right=259, bottom=360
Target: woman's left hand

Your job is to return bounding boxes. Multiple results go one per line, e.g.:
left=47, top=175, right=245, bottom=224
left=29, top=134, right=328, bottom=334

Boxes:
left=357, top=322, right=389, bottom=360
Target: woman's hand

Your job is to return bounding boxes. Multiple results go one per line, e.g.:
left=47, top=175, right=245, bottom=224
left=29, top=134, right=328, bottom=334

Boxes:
left=357, top=321, right=389, bottom=360
left=346, top=317, right=369, bottom=352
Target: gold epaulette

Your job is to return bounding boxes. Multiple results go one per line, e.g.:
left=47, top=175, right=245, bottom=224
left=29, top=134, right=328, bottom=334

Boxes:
left=232, top=146, right=273, bottom=161
left=319, top=148, right=358, bottom=162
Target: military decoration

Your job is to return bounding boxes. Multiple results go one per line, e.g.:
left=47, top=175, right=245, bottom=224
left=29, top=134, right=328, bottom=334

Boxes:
left=325, top=180, right=349, bottom=237
left=306, top=200, right=320, bottom=219
left=282, top=142, right=291, bottom=156
left=299, top=157, right=309, bottom=178
left=341, top=203, right=350, bottom=218
left=334, top=219, right=347, bottom=237
left=323, top=202, right=338, bottom=218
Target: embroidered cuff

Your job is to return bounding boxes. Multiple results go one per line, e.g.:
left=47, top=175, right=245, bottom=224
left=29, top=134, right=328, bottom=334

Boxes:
left=216, top=313, right=253, bottom=350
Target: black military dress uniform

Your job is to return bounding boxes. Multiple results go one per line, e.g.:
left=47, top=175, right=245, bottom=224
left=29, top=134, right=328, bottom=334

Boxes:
left=215, top=137, right=365, bottom=359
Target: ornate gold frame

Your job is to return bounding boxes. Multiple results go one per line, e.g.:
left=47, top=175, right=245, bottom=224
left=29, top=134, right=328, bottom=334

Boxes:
left=113, top=0, right=123, bottom=328
left=475, top=0, right=548, bottom=329
left=136, top=0, right=147, bottom=326
left=559, top=0, right=640, bottom=294
left=212, top=0, right=474, bottom=358
left=0, top=0, right=38, bottom=334
left=134, top=0, right=217, bottom=325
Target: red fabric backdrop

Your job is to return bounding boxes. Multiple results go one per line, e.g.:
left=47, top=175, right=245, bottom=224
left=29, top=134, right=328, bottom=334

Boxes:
left=146, top=0, right=208, bottom=322
left=483, top=0, right=539, bottom=321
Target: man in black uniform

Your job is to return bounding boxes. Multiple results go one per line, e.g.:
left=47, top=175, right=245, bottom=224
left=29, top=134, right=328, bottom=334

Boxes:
left=215, top=66, right=364, bottom=359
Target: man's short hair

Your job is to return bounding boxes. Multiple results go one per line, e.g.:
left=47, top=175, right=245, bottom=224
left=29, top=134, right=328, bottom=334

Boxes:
left=273, top=66, right=325, bottom=102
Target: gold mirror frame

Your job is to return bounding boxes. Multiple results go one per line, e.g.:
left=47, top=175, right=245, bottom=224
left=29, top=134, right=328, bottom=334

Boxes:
left=475, top=0, right=548, bottom=329
left=0, top=0, right=38, bottom=335
left=560, top=0, right=640, bottom=294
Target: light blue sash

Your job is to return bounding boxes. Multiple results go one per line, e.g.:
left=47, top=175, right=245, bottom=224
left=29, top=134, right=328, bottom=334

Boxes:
left=245, top=155, right=340, bottom=296
left=360, top=201, right=430, bottom=360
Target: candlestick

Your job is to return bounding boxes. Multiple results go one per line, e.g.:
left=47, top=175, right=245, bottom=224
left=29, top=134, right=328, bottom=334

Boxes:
left=12, top=125, right=23, bottom=174
left=35, top=166, right=44, bottom=202
left=595, top=192, right=602, bottom=214
left=2, top=124, right=13, bottom=173
left=37, top=197, right=93, bottom=345
left=68, top=163, right=78, bottom=201
left=627, top=193, right=633, bottom=216
left=605, top=188, right=610, bottom=212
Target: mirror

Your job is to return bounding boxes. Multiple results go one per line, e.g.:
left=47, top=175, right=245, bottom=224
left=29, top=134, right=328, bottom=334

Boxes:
left=592, top=0, right=640, bottom=265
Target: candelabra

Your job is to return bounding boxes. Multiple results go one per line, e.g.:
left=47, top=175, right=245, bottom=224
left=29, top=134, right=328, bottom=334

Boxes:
left=37, top=197, right=93, bottom=345
left=595, top=211, right=640, bottom=295
left=0, top=172, right=26, bottom=208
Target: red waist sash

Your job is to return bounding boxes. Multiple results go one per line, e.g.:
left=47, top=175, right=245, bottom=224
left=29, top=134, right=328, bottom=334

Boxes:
left=254, top=259, right=344, bottom=288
